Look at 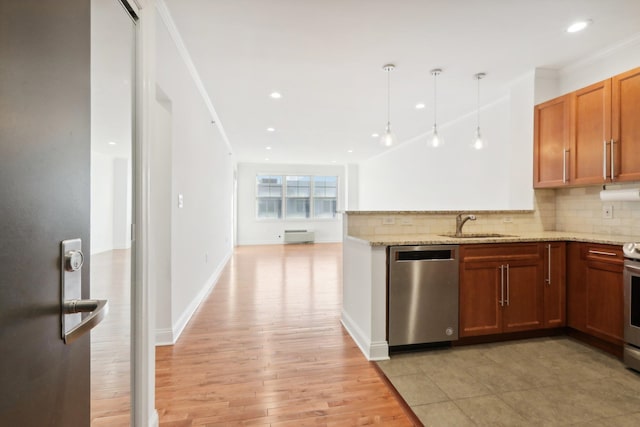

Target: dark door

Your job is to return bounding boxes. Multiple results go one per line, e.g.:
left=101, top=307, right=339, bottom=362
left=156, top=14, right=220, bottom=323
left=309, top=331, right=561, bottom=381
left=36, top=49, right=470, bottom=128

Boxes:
left=0, top=1, right=92, bottom=425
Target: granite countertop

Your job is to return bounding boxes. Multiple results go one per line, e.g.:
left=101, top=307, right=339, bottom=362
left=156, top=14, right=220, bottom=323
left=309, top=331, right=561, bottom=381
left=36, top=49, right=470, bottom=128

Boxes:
left=343, top=209, right=534, bottom=215
left=348, top=231, right=637, bottom=247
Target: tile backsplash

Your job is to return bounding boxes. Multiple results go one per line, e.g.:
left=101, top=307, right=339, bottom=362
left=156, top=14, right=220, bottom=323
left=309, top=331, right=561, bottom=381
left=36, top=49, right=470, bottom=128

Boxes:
left=555, top=182, right=640, bottom=237
left=346, top=190, right=556, bottom=237
left=346, top=183, right=640, bottom=238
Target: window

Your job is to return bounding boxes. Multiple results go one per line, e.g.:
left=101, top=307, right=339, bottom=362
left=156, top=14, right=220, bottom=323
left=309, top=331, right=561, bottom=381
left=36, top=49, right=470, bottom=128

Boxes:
left=285, top=175, right=310, bottom=218
left=256, top=174, right=338, bottom=220
left=256, top=175, right=282, bottom=219
left=313, top=176, right=338, bottom=218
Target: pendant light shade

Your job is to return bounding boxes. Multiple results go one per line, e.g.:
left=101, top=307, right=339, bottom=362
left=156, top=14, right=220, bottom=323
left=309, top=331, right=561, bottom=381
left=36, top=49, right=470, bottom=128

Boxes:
left=472, top=72, right=486, bottom=150
left=429, top=68, right=443, bottom=148
left=380, top=64, right=397, bottom=147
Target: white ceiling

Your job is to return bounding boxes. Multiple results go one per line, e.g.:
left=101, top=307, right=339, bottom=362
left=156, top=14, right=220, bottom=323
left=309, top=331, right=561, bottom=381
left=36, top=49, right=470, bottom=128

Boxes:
left=163, top=0, right=640, bottom=165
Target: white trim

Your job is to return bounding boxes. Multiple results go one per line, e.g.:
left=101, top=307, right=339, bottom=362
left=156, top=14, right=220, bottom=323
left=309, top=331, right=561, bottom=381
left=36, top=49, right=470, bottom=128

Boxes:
left=132, top=1, right=157, bottom=426
left=149, top=411, right=159, bottom=427
left=341, top=309, right=389, bottom=361
left=154, top=328, right=174, bottom=346
left=368, top=341, right=391, bottom=361
left=559, top=32, right=640, bottom=77
left=238, top=238, right=343, bottom=246
left=155, top=0, right=234, bottom=156
left=155, top=250, right=232, bottom=345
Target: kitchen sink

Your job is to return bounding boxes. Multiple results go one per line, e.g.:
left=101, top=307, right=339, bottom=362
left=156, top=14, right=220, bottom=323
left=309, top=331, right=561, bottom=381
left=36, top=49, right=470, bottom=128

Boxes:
left=438, top=233, right=515, bottom=239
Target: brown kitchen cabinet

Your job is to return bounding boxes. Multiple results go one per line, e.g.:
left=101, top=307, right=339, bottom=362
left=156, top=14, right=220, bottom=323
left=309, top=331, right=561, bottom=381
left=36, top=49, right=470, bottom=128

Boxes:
left=459, top=243, right=544, bottom=337
left=611, top=67, right=640, bottom=182
left=543, top=242, right=566, bottom=328
left=572, top=79, right=611, bottom=186
left=533, top=94, right=572, bottom=188
left=567, top=242, right=624, bottom=345
left=534, top=66, right=640, bottom=188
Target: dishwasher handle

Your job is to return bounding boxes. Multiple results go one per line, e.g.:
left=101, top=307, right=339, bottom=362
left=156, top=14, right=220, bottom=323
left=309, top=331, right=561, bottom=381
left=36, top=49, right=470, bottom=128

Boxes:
left=394, top=249, right=456, bottom=261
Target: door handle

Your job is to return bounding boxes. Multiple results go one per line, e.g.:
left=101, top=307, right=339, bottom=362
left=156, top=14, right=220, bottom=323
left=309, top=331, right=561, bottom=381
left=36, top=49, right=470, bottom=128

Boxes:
left=562, top=149, right=569, bottom=183
left=63, top=299, right=109, bottom=344
left=505, top=264, right=510, bottom=306
left=546, top=244, right=551, bottom=285
left=60, top=238, right=108, bottom=344
left=603, top=140, right=608, bottom=181
left=499, top=265, right=504, bottom=306
left=610, top=139, right=615, bottom=181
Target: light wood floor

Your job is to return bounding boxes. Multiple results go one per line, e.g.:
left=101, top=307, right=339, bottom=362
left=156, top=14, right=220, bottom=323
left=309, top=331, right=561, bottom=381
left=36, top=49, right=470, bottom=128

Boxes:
left=155, top=243, right=414, bottom=426
left=91, top=249, right=132, bottom=426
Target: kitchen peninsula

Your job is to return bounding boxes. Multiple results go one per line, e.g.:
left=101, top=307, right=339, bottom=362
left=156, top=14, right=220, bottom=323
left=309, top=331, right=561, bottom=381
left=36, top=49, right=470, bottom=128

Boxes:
left=342, top=207, right=637, bottom=361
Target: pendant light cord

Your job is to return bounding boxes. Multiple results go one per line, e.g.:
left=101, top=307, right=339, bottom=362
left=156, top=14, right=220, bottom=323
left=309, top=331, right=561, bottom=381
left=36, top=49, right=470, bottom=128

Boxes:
left=476, top=75, right=480, bottom=130
left=433, top=72, right=438, bottom=128
left=387, top=68, right=391, bottom=128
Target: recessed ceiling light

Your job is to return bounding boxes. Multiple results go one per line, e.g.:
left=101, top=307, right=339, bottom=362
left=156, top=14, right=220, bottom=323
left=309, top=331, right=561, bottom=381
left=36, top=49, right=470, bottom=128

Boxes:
left=265, top=146, right=272, bottom=150
left=264, top=157, right=270, bottom=161
left=266, top=127, right=275, bottom=132
left=371, top=133, right=379, bottom=138
left=331, top=160, right=337, bottom=163
left=347, top=149, right=353, bottom=153
left=566, top=19, right=592, bottom=33
left=108, top=141, right=117, bottom=145
left=270, top=92, right=282, bottom=99
left=415, top=103, right=426, bottom=109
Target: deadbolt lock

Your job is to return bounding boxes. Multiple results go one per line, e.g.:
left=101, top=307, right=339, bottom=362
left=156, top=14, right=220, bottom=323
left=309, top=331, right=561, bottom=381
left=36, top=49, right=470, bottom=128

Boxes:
left=65, top=249, right=84, bottom=272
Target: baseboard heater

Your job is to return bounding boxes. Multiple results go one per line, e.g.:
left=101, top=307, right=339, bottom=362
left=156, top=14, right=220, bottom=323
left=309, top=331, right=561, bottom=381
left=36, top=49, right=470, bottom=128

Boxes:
left=284, top=229, right=315, bottom=244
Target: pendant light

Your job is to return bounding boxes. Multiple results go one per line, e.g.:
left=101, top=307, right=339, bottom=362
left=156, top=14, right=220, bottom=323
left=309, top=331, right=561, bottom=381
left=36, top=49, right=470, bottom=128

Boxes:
left=472, top=72, right=486, bottom=150
left=429, top=68, right=443, bottom=148
left=380, top=64, right=397, bottom=147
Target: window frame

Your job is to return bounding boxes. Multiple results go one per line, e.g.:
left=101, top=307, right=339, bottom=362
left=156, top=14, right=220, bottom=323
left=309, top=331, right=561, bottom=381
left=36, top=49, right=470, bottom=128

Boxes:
left=255, top=174, right=339, bottom=221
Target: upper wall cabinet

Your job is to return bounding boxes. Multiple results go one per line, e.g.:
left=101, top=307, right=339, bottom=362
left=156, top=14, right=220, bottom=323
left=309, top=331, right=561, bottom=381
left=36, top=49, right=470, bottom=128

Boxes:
left=533, top=94, right=572, bottom=188
left=612, top=68, right=640, bottom=182
left=572, top=79, right=612, bottom=186
left=534, top=66, right=640, bottom=188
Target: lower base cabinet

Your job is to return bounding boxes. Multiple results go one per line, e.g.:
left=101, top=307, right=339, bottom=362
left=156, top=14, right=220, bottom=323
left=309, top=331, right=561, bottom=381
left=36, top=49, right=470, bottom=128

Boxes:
left=544, top=242, right=566, bottom=328
left=567, top=243, right=624, bottom=345
left=459, top=242, right=566, bottom=338
left=459, top=243, right=545, bottom=337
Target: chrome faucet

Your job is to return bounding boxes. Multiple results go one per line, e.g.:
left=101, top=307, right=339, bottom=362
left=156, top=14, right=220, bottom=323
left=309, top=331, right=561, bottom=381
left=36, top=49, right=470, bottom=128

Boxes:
left=455, top=213, right=476, bottom=237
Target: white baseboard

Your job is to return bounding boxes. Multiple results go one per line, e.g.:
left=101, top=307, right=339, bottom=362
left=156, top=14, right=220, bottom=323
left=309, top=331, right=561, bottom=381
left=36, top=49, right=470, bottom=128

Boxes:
left=154, top=328, right=174, bottom=346
left=340, top=309, right=389, bottom=361
left=149, top=410, right=159, bottom=427
left=237, top=238, right=343, bottom=246
left=154, top=249, right=231, bottom=345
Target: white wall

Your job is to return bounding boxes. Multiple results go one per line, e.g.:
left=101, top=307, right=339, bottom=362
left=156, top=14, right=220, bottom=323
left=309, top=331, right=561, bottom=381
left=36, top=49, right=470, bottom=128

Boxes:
left=237, top=162, right=345, bottom=245
left=151, top=91, right=173, bottom=335
left=346, top=163, right=359, bottom=210
left=357, top=35, right=640, bottom=213
left=358, top=95, right=515, bottom=211
left=90, top=153, right=132, bottom=254
left=112, top=158, right=132, bottom=249
left=91, top=151, right=115, bottom=254
left=153, top=12, right=234, bottom=344
left=558, top=35, right=640, bottom=96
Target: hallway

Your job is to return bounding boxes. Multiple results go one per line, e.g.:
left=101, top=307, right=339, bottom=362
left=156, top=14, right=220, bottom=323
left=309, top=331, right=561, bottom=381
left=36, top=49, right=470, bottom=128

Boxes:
left=155, top=243, right=413, bottom=426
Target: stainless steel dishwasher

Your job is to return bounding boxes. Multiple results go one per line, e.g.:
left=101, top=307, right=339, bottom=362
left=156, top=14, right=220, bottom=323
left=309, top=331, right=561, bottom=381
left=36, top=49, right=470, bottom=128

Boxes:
left=388, top=245, right=459, bottom=346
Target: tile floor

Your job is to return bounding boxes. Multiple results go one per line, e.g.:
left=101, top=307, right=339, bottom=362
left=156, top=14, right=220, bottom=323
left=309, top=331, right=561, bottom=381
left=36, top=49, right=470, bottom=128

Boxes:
left=377, top=337, right=640, bottom=426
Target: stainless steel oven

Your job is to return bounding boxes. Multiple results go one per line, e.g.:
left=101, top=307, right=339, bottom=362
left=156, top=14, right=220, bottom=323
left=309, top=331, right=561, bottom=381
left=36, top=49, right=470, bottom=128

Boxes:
left=623, top=242, right=640, bottom=371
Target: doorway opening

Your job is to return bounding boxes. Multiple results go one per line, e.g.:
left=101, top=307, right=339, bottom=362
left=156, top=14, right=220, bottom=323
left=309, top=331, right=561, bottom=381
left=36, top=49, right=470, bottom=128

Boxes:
left=90, top=0, right=137, bottom=424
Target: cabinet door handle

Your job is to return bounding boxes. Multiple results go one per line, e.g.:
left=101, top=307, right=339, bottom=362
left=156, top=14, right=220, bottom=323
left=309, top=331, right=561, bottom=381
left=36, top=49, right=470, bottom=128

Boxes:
left=546, top=244, right=551, bottom=285
left=588, top=249, right=617, bottom=257
left=505, top=264, right=510, bottom=306
left=603, top=140, right=608, bottom=181
left=610, top=139, right=615, bottom=181
left=562, top=149, right=569, bottom=183
left=499, top=265, right=504, bottom=307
